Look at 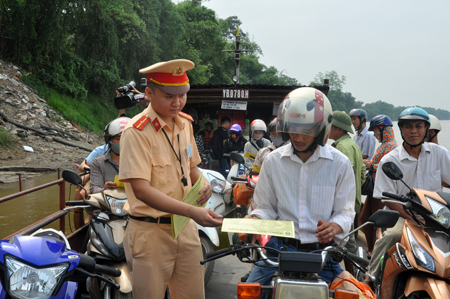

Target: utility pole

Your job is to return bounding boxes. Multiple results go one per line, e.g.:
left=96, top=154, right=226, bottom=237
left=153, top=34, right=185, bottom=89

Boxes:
left=223, top=26, right=253, bottom=85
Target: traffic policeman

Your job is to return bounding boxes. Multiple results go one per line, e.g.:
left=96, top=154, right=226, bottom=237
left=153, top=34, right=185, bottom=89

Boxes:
left=119, top=59, right=222, bottom=299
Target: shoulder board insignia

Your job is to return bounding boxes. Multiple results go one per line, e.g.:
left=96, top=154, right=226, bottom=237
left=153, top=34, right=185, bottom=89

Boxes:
left=133, top=115, right=150, bottom=131
left=178, top=111, right=194, bottom=122
left=152, top=117, right=162, bottom=132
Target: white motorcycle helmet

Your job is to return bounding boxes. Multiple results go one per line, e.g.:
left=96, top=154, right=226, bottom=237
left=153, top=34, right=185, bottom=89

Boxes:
left=276, top=87, right=332, bottom=147
left=428, top=114, right=442, bottom=132
left=250, top=119, right=267, bottom=140
left=104, top=116, right=131, bottom=155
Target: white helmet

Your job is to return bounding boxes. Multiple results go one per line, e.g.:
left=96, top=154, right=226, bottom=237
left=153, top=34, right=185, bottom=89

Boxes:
left=428, top=114, right=442, bottom=132
left=104, top=117, right=131, bottom=144
left=276, top=87, right=332, bottom=146
left=250, top=119, right=267, bottom=133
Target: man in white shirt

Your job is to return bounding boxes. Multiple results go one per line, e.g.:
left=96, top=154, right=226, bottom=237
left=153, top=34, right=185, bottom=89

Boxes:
left=365, top=107, right=450, bottom=284
left=350, top=109, right=376, bottom=160
left=246, top=87, right=356, bottom=285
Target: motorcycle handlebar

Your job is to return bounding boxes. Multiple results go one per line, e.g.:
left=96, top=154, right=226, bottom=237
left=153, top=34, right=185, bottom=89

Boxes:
left=95, top=264, right=121, bottom=277
left=382, top=191, right=407, bottom=202
left=345, top=252, right=369, bottom=268
left=231, top=176, right=247, bottom=182
left=78, top=254, right=121, bottom=277
left=206, top=246, right=234, bottom=259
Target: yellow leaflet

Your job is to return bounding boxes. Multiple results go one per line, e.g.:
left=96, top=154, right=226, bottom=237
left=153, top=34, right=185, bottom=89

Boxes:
left=252, top=164, right=261, bottom=173
left=244, top=152, right=256, bottom=160
left=221, top=218, right=295, bottom=239
left=172, top=172, right=206, bottom=239
left=114, top=175, right=124, bottom=188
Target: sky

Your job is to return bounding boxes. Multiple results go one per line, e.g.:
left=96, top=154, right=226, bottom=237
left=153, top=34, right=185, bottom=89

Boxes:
left=189, top=1, right=450, bottom=110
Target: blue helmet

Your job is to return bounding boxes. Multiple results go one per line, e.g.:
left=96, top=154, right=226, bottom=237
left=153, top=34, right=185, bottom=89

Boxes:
left=398, top=107, right=430, bottom=127
left=349, top=109, right=368, bottom=121
left=368, top=115, right=393, bottom=131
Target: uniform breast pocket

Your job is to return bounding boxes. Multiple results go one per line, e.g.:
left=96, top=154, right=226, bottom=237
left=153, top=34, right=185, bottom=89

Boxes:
left=151, top=155, right=173, bottom=188
left=309, top=186, right=335, bottom=217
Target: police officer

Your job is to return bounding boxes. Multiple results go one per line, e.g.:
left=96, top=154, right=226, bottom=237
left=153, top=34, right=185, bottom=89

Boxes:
left=119, top=59, right=222, bottom=299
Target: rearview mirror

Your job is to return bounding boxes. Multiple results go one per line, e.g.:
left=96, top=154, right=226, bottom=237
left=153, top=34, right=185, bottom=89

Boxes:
left=382, top=162, right=403, bottom=181
left=230, top=152, right=245, bottom=165
left=368, top=210, right=400, bottom=228
left=62, top=169, right=82, bottom=186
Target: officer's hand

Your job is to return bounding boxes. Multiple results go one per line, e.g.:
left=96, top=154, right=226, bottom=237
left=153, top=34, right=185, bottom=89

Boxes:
left=315, top=220, right=342, bottom=244
left=197, top=179, right=212, bottom=206
left=191, top=207, right=223, bottom=227
left=104, top=182, right=118, bottom=190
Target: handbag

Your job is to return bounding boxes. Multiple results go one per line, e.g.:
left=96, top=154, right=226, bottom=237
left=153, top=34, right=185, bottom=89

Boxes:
left=361, top=166, right=375, bottom=195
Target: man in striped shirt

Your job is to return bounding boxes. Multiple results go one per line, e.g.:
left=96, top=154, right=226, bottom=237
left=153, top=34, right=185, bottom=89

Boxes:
left=246, top=87, right=356, bottom=285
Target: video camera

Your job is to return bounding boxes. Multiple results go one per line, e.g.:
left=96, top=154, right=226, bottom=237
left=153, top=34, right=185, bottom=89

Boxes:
left=114, top=80, right=146, bottom=109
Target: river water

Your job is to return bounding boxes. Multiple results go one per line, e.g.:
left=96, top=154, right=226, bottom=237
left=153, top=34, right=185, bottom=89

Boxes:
left=1, top=120, right=450, bottom=238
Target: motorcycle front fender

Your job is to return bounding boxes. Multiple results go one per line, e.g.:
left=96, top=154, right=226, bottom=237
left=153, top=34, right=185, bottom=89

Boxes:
left=404, top=273, right=450, bottom=299
left=106, top=260, right=132, bottom=294
left=196, top=226, right=220, bottom=247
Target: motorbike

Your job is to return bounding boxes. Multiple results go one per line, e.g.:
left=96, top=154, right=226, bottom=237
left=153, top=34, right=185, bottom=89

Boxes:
left=201, top=209, right=399, bottom=299
left=62, top=169, right=132, bottom=299
left=62, top=166, right=231, bottom=287
left=0, top=228, right=120, bottom=299
left=196, top=167, right=232, bottom=284
left=368, top=161, right=450, bottom=299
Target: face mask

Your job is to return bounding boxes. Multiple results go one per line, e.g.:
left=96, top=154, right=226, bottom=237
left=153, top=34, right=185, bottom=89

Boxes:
left=231, top=131, right=240, bottom=139
left=110, top=142, right=120, bottom=155
left=271, top=136, right=284, bottom=147
left=253, top=133, right=264, bottom=140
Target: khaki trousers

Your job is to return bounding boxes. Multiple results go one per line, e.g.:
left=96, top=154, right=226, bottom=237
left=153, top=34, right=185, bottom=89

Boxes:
left=367, top=216, right=404, bottom=279
left=124, top=218, right=205, bottom=299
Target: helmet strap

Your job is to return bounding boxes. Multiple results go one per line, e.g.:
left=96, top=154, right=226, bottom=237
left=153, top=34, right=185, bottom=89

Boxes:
left=400, top=129, right=428, bottom=149
left=355, top=117, right=364, bottom=132
left=292, top=139, right=318, bottom=154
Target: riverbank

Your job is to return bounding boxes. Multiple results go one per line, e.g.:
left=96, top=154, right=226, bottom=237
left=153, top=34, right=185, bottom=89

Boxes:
left=0, top=59, right=103, bottom=183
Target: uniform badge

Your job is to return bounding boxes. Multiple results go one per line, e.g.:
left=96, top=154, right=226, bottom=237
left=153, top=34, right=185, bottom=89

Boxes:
left=178, top=111, right=194, bottom=122
left=152, top=117, right=162, bottom=132
left=133, top=115, right=150, bottom=131
left=173, top=66, right=185, bottom=76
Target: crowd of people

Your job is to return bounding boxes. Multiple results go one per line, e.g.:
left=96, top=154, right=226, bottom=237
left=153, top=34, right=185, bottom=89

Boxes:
left=73, top=58, right=449, bottom=299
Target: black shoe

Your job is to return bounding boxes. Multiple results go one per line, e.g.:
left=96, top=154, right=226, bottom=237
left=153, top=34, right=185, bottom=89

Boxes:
left=241, top=271, right=251, bottom=282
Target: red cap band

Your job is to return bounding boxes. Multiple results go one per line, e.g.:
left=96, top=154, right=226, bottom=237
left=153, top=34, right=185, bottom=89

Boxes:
left=147, top=72, right=189, bottom=87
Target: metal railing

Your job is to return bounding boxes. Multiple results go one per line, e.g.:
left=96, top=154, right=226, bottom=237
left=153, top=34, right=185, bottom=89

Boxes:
left=0, top=178, right=67, bottom=240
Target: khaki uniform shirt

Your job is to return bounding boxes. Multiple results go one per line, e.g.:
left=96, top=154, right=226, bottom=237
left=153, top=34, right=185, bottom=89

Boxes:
left=119, top=105, right=201, bottom=218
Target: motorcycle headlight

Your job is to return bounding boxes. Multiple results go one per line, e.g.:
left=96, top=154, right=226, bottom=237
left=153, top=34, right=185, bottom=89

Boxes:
left=207, top=173, right=227, bottom=194
left=274, top=277, right=329, bottom=298
left=406, top=226, right=435, bottom=272
left=5, top=256, right=68, bottom=299
left=425, top=196, right=450, bottom=229
left=90, top=227, right=110, bottom=256
left=105, top=195, right=128, bottom=216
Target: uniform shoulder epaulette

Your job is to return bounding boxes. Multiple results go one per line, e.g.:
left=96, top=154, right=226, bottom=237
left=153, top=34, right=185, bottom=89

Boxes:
left=178, top=111, right=194, bottom=122
left=133, top=115, right=151, bottom=131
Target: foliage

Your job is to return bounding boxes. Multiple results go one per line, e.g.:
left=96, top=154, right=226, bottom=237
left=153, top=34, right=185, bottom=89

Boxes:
left=0, top=127, right=16, bottom=149
left=22, top=75, right=120, bottom=134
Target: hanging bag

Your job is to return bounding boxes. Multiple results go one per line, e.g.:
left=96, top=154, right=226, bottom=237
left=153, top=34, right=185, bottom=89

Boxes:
left=361, top=165, right=375, bottom=195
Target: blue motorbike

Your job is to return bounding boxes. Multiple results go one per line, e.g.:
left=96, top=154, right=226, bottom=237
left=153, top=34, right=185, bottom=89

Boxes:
left=0, top=228, right=120, bottom=299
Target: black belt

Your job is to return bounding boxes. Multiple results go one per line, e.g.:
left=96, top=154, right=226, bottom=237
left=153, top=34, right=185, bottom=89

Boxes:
left=129, top=215, right=171, bottom=224
left=285, top=238, right=333, bottom=250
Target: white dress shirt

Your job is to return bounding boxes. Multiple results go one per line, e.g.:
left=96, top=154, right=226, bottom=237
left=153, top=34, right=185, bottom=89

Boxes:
left=250, top=143, right=356, bottom=245
left=353, top=127, right=376, bottom=160
left=374, top=142, right=450, bottom=199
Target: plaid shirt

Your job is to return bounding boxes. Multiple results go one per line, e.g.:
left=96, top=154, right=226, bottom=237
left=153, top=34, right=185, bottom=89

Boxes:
left=90, top=149, right=120, bottom=194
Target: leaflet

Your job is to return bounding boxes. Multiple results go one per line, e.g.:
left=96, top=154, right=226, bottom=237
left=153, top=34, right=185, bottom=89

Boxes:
left=172, top=172, right=206, bottom=239
left=221, top=218, right=295, bottom=238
